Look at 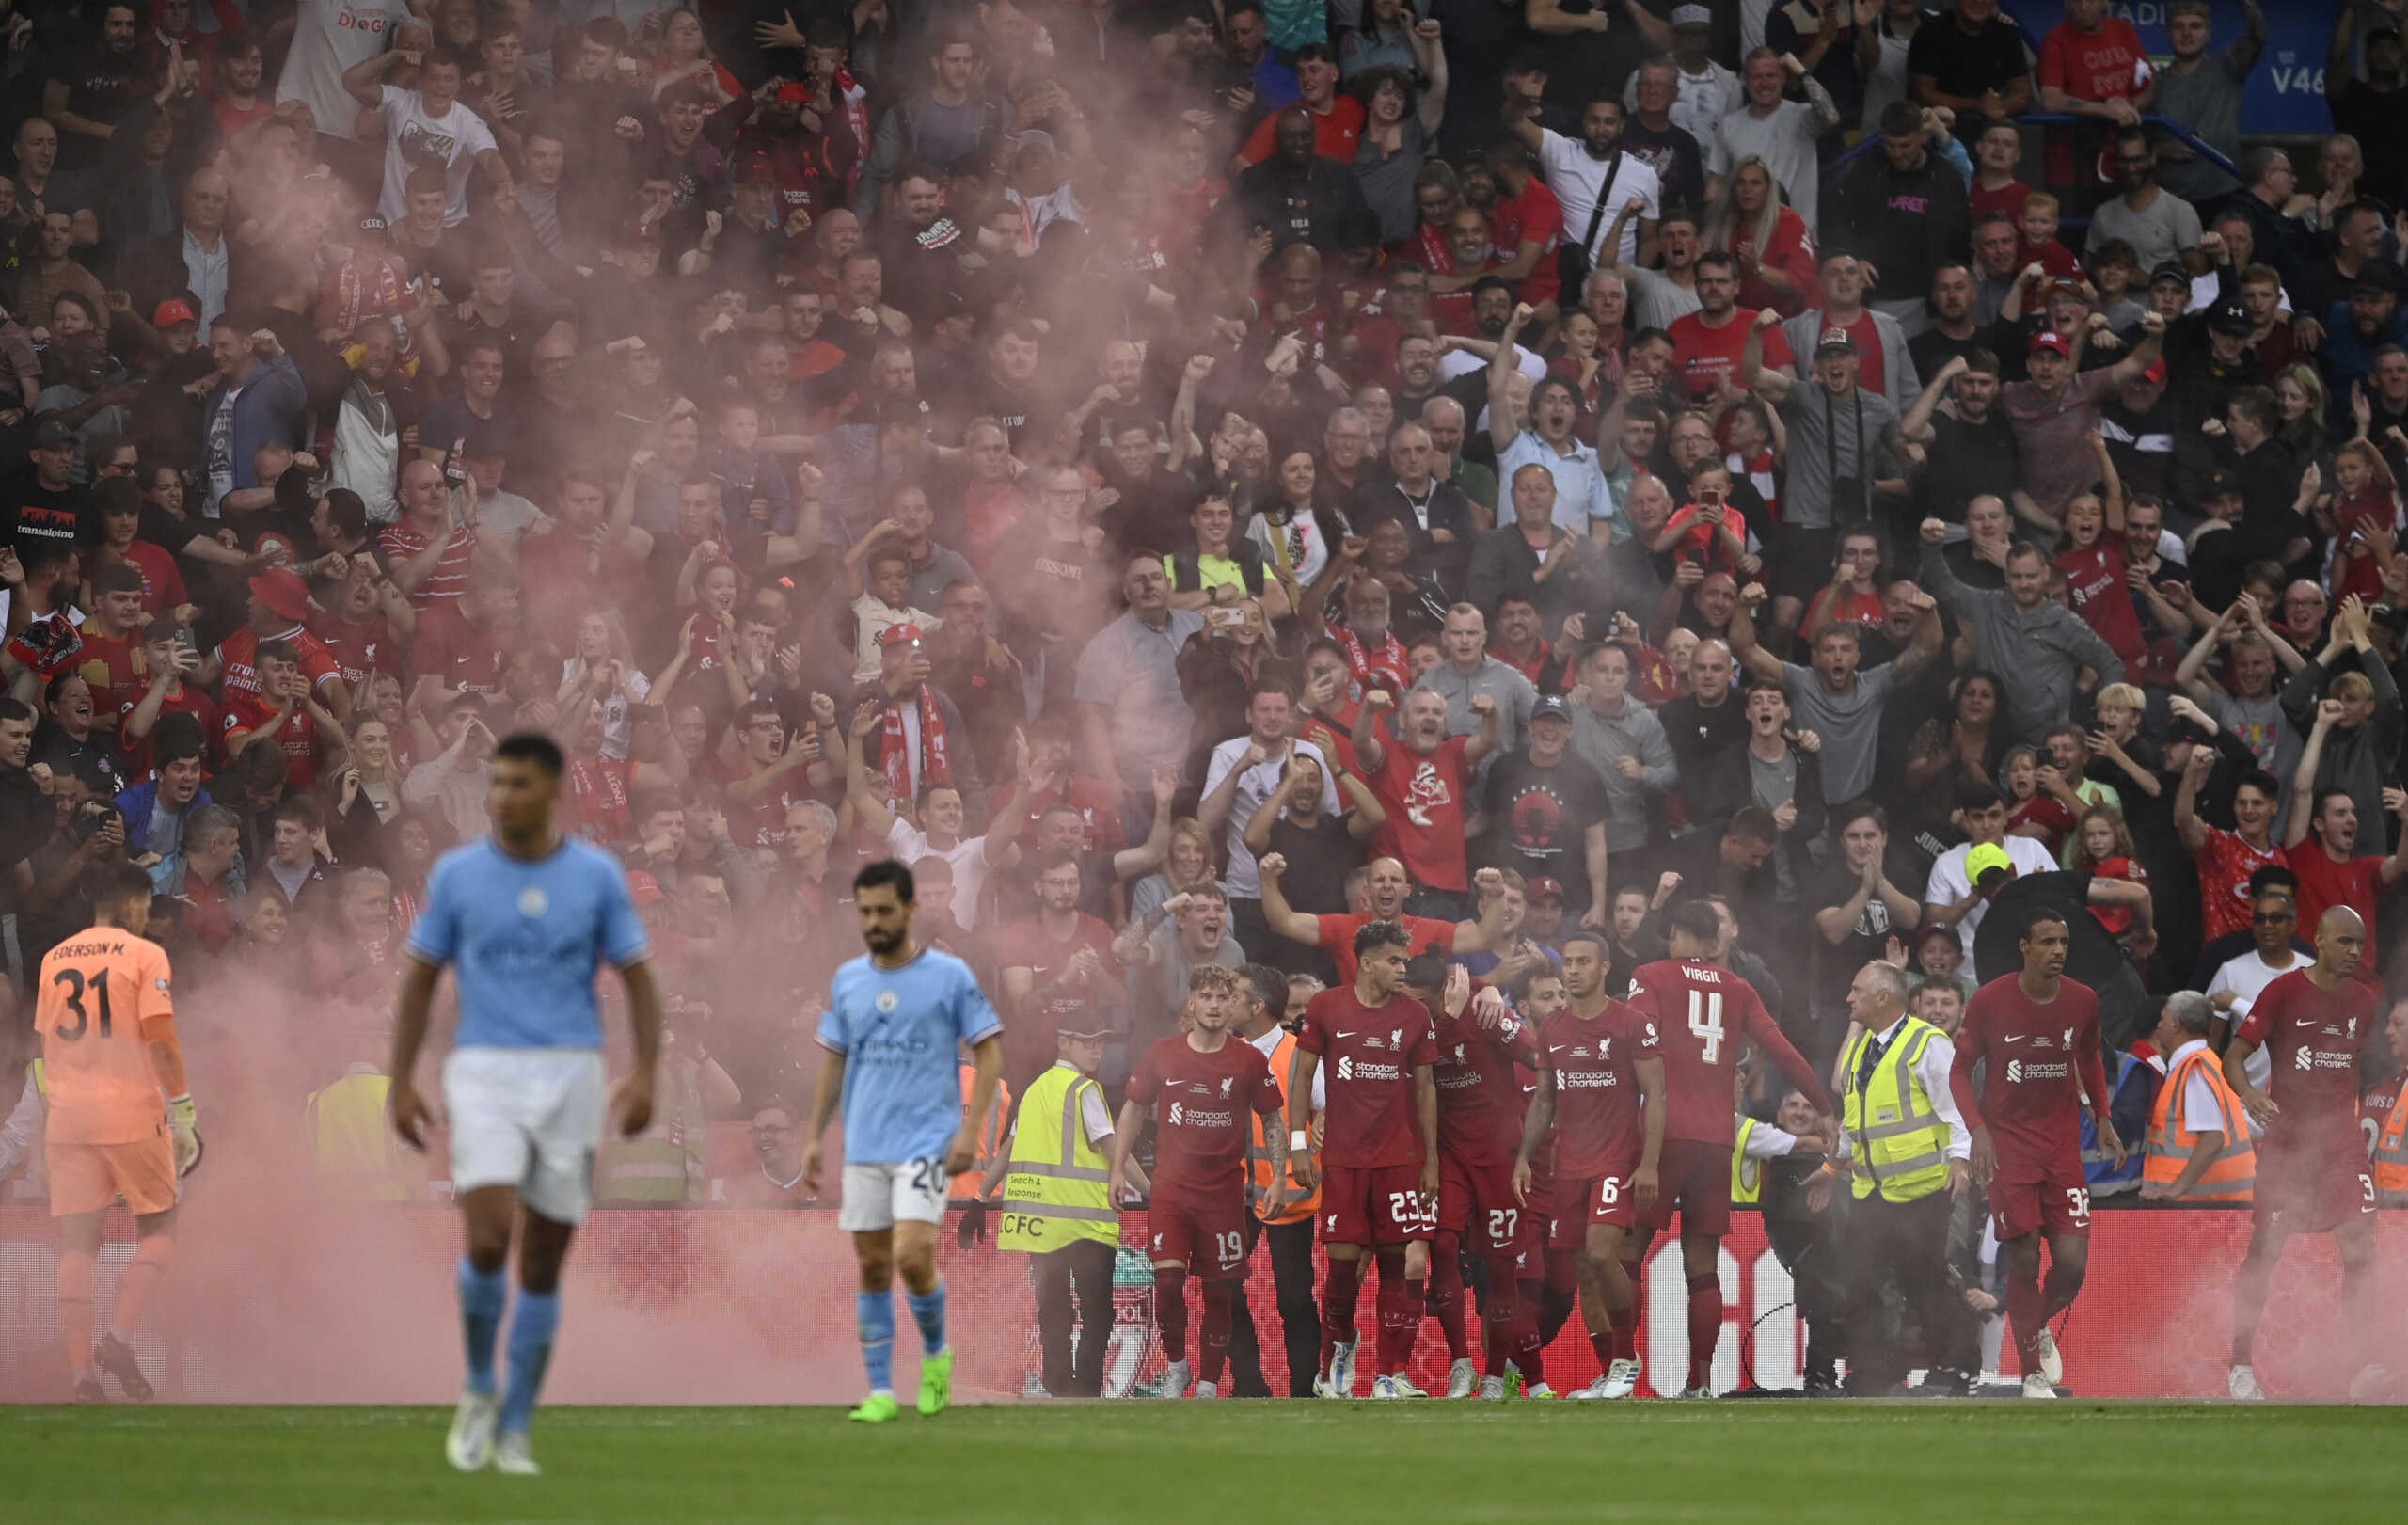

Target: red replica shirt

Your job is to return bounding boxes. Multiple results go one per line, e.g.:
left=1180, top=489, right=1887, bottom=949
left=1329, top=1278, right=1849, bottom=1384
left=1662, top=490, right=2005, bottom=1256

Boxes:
left=2284, top=845, right=2384, bottom=971
left=1313, top=912, right=1459, bottom=989
left=223, top=691, right=325, bottom=789
left=1623, top=958, right=1826, bottom=1145
left=1297, top=984, right=1439, bottom=1169
left=2053, top=541, right=2145, bottom=663
left=74, top=620, right=148, bottom=724
left=117, top=541, right=187, bottom=614
left=1949, top=974, right=2110, bottom=1170
left=214, top=624, right=342, bottom=707
left=2194, top=826, right=2284, bottom=942
left=1127, top=1034, right=1283, bottom=1199
left=1536, top=999, right=1656, bottom=1179
left=122, top=683, right=220, bottom=778
left=1668, top=310, right=1791, bottom=402
left=1433, top=1000, right=1538, bottom=1168
left=309, top=607, right=398, bottom=689
left=1489, top=176, right=1563, bottom=306
left=410, top=599, right=511, bottom=696
left=1367, top=732, right=1474, bottom=892
left=2237, top=970, right=2374, bottom=1154
left=2037, top=19, right=2148, bottom=183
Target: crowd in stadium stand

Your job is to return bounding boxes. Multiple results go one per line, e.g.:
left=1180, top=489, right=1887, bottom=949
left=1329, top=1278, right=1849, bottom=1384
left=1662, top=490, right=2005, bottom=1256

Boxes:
left=0, top=0, right=2405, bottom=1341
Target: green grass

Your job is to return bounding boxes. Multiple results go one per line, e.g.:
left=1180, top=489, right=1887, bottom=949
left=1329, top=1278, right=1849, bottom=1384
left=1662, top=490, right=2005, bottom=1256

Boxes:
left=6, top=1402, right=2398, bottom=1522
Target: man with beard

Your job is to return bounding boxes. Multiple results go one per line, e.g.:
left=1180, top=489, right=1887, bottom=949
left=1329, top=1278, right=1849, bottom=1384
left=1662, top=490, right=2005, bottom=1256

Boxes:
left=1740, top=318, right=1906, bottom=633
left=1436, top=279, right=1544, bottom=382
left=854, top=34, right=997, bottom=216
left=43, top=2, right=148, bottom=171
left=1671, top=253, right=1793, bottom=404
left=1474, top=140, right=1564, bottom=312
left=1231, top=107, right=1370, bottom=255
left=1260, top=850, right=1508, bottom=987
left=1902, top=349, right=2020, bottom=533
left=1507, top=94, right=1660, bottom=275
left=2085, top=130, right=2202, bottom=278
left=1909, top=260, right=1987, bottom=380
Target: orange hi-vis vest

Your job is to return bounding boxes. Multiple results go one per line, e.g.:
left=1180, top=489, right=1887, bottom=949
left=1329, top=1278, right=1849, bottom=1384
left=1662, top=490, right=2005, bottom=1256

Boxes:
left=2375, top=1076, right=2408, bottom=1207
left=954, top=1062, right=1009, bottom=1200
left=1249, top=1030, right=1319, bottom=1226
left=2144, top=1045, right=2256, bottom=1203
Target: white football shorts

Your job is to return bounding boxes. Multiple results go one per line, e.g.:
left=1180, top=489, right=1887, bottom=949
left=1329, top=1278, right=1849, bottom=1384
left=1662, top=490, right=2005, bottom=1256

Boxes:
left=444, top=1048, right=607, bottom=1225
left=839, top=1157, right=951, bottom=1232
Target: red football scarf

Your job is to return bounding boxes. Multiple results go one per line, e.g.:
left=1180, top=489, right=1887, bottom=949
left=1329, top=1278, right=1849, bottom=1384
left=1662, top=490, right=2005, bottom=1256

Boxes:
left=881, top=687, right=952, bottom=805
left=1339, top=624, right=1407, bottom=693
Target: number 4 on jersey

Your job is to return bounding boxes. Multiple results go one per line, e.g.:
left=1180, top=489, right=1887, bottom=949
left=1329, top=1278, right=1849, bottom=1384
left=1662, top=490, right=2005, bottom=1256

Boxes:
left=1687, top=990, right=1724, bottom=1064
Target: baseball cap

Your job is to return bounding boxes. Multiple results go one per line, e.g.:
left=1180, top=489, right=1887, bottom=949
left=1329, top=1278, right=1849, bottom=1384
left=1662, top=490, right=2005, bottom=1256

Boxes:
left=1815, top=326, right=1857, bottom=356
left=2207, top=300, right=2254, bottom=336
left=878, top=621, right=927, bottom=648
left=2142, top=357, right=2166, bottom=385
left=152, top=298, right=198, bottom=328
left=2350, top=267, right=2400, bottom=299
left=620, top=218, right=663, bottom=246
left=2201, top=467, right=2242, bottom=500
left=626, top=870, right=665, bottom=908
left=774, top=80, right=811, bottom=103
left=357, top=214, right=388, bottom=236
left=246, top=566, right=312, bottom=622
left=1525, top=876, right=1566, bottom=903
left=1964, top=842, right=2014, bottom=887
left=1530, top=694, right=1574, bottom=723
left=1670, top=3, right=1712, bottom=24
left=2045, top=278, right=2089, bottom=304
left=2147, top=260, right=2189, bottom=289
left=33, top=419, right=76, bottom=451
left=2028, top=331, right=2070, bottom=357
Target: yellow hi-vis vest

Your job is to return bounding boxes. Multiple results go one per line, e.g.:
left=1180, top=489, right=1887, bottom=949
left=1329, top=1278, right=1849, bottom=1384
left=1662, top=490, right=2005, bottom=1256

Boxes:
left=1840, top=1017, right=1953, bottom=1203
left=303, top=1067, right=414, bottom=1201
left=2374, top=1076, right=2408, bottom=1208
left=1732, top=1115, right=1763, bottom=1205
left=996, top=1062, right=1117, bottom=1252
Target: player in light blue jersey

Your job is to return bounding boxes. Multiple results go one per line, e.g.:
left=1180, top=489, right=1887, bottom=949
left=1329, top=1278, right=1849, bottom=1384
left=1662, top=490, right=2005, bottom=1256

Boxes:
left=389, top=731, right=662, bottom=1477
left=803, top=858, right=1004, bottom=1423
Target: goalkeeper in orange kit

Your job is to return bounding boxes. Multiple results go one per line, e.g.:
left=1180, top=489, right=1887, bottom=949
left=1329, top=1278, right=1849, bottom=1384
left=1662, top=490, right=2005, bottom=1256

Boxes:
left=35, top=861, right=202, bottom=1402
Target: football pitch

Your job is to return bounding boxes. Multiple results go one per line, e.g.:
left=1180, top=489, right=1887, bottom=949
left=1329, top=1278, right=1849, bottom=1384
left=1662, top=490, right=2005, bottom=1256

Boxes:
left=8, top=1402, right=2400, bottom=1522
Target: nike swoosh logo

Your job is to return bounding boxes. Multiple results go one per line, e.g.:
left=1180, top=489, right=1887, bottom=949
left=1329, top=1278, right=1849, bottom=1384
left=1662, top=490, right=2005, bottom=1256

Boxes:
left=2002, top=1035, right=2025, bottom=1043
left=1335, top=1031, right=1357, bottom=1040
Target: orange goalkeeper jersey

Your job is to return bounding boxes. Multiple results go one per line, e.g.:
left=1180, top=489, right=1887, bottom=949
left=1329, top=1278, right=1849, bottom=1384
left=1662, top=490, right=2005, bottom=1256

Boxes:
left=36, top=927, right=177, bottom=1145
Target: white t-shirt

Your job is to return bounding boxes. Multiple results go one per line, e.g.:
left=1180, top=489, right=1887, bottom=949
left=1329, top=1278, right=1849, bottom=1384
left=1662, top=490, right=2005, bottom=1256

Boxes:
left=886, top=818, right=995, bottom=931
left=1922, top=835, right=2060, bottom=959
left=375, top=85, right=499, bottom=226
left=2204, top=950, right=2297, bottom=1089
left=278, top=0, right=402, bottom=142
left=1538, top=130, right=1662, bottom=268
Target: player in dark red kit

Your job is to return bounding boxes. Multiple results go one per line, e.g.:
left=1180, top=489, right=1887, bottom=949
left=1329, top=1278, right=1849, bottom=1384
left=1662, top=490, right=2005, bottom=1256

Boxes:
left=1287, top=922, right=1442, bottom=1398
left=1412, top=955, right=1538, bottom=1399
left=1503, top=964, right=1576, bottom=1397
left=1622, top=902, right=1831, bottom=1397
left=1516, top=930, right=1666, bottom=1400
left=1950, top=907, right=2123, bottom=1399
left=2222, top=906, right=2383, bottom=1401
left=1117, top=968, right=1291, bottom=1397
left=1114, top=964, right=1288, bottom=1399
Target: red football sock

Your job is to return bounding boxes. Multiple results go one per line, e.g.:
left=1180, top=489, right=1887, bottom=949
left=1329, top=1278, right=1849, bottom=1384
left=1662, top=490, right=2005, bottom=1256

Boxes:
left=1589, top=1328, right=1615, bottom=1374
left=1513, top=1277, right=1547, bottom=1388
left=1320, top=1256, right=1362, bottom=1377
left=1197, top=1279, right=1236, bottom=1385
left=1370, top=1252, right=1411, bottom=1376
left=1430, top=1233, right=1468, bottom=1360
left=1154, top=1267, right=1189, bottom=1364
left=1619, top=1260, right=1646, bottom=1363
left=2041, top=1259, right=2083, bottom=1320
left=1396, top=1278, right=1427, bottom=1376
left=2005, top=1271, right=2046, bottom=1366
left=1685, top=1273, right=1722, bottom=1391
left=1610, top=1301, right=1639, bottom=1365
left=1480, top=1261, right=1519, bottom=1377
